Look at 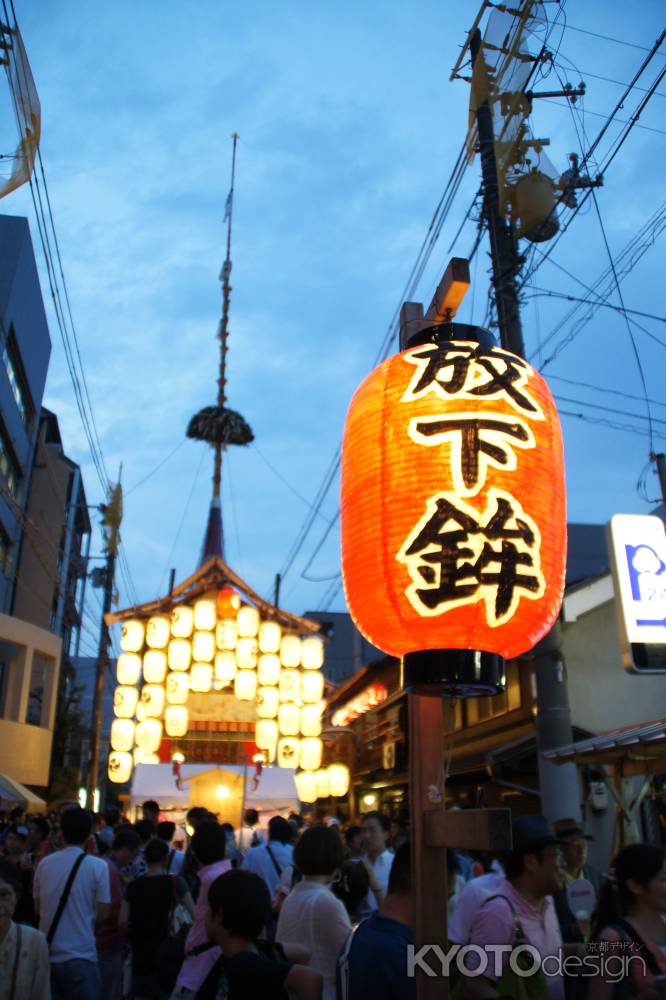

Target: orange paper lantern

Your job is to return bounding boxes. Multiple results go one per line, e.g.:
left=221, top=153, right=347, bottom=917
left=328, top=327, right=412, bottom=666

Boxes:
left=341, top=336, right=566, bottom=691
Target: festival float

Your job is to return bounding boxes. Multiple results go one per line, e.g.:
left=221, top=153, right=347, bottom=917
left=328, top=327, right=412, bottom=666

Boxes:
left=104, top=138, right=349, bottom=817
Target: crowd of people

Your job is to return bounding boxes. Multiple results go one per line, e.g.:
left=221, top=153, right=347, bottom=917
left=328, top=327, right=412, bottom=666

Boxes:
left=0, top=800, right=664, bottom=1000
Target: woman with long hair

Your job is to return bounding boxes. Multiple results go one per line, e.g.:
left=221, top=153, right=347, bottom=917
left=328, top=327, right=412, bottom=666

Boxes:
left=588, top=843, right=666, bottom=1000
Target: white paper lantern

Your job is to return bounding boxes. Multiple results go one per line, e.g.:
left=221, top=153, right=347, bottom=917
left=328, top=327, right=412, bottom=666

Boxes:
left=302, top=637, right=324, bottom=670
left=280, top=634, right=302, bottom=668
left=194, top=597, right=217, bottom=631
left=255, top=719, right=279, bottom=754
left=258, top=620, right=281, bottom=654
left=140, top=684, right=165, bottom=718
left=165, top=705, right=189, bottom=737
left=190, top=662, right=213, bottom=693
left=236, top=638, right=258, bottom=669
left=133, top=748, right=159, bottom=765
left=234, top=669, right=257, bottom=701
left=301, top=671, right=325, bottom=705
left=295, top=770, right=318, bottom=804
left=146, top=616, right=170, bottom=649
left=135, top=719, right=162, bottom=753
left=166, top=671, right=189, bottom=704
left=277, top=736, right=300, bottom=769
left=216, top=619, right=237, bottom=651
left=328, top=763, right=351, bottom=797
left=117, top=653, right=142, bottom=686
left=300, top=704, right=323, bottom=737
left=168, top=639, right=191, bottom=673
left=299, top=736, right=323, bottom=772
left=278, top=702, right=300, bottom=737
left=108, top=751, right=133, bottom=783
left=257, top=686, right=279, bottom=719
left=237, top=605, right=260, bottom=638
left=143, top=650, right=168, bottom=684
left=120, top=619, right=145, bottom=653
left=279, top=669, right=300, bottom=703
left=111, top=718, right=135, bottom=752
left=146, top=615, right=171, bottom=649
left=315, top=768, right=330, bottom=798
left=193, top=631, right=215, bottom=663
left=215, top=651, right=236, bottom=683
left=171, top=605, right=194, bottom=639
left=114, top=686, right=139, bottom=719
left=258, top=654, right=280, bottom=687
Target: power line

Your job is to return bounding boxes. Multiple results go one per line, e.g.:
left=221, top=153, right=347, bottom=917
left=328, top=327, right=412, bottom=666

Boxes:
left=124, top=439, right=187, bottom=498
left=564, top=23, right=666, bottom=53
left=547, top=374, right=666, bottom=412
left=540, top=99, right=666, bottom=137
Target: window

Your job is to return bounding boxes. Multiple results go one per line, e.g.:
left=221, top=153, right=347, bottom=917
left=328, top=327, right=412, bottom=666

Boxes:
left=2, top=327, right=33, bottom=430
left=26, top=652, right=49, bottom=727
left=0, top=421, right=21, bottom=502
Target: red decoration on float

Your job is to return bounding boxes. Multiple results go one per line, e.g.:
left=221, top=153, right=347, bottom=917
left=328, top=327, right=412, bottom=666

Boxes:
left=216, top=586, right=240, bottom=618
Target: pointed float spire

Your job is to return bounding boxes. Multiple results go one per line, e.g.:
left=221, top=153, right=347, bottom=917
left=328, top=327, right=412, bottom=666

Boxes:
left=187, top=133, right=254, bottom=565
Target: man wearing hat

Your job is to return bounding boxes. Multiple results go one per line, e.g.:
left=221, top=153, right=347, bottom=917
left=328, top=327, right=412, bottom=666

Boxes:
left=552, top=819, right=600, bottom=894
left=551, top=819, right=600, bottom=958
left=466, top=815, right=566, bottom=1000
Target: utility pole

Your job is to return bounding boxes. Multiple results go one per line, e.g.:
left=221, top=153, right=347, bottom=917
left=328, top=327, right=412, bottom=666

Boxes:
left=471, top=27, right=580, bottom=821
left=470, top=29, right=524, bottom=357
left=86, top=479, right=122, bottom=808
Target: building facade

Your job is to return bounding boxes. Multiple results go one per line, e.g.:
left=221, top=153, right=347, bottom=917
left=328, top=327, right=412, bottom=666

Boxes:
left=0, top=215, right=52, bottom=613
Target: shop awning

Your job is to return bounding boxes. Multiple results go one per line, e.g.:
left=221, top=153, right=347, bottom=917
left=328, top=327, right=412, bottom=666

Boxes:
left=542, top=718, right=666, bottom=776
left=0, top=773, right=46, bottom=813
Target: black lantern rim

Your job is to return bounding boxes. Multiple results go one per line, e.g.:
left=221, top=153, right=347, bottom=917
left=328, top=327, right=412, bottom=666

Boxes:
left=401, top=648, right=506, bottom=698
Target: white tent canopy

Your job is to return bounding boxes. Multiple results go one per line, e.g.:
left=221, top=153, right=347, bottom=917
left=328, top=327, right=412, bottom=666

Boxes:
left=130, top=763, right=300, bottom=814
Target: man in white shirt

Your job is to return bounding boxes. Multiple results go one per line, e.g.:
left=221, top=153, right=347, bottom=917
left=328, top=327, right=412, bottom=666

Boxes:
left=34, top=807, right=110, bottom=1000
left=242, top=816, right=294, bottom=899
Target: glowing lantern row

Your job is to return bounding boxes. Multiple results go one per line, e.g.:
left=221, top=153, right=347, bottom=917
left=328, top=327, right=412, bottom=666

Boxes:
left=254, top=725, right=323, bottom=771
left=294, top=763, right=351, bottom=803
left=191, top=662, right=214, bottom=692
left=146, top=616, right=170, bottom=649
left=340, top=338, right=566, bottom=684
left=133, top=747, right=159, bottom=765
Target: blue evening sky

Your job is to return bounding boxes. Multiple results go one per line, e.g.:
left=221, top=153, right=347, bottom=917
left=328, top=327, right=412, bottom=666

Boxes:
left=2, top=1, right=665, bottom=649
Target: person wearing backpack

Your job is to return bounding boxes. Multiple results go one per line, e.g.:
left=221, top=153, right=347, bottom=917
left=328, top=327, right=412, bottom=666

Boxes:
left=242, top=817, right=294, bottom=899
left=464, top=815, right=567, bottom=1000
left=33, top=807, right=110, bottom=1000
left=588, top=843, right=666, bottom=1000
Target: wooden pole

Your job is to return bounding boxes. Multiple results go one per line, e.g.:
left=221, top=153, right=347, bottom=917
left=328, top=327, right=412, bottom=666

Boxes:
left=409, top=693, right=448, bottom=1000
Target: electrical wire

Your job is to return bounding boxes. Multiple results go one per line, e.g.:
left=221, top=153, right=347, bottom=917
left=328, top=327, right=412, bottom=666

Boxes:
left=589, top=188, right=655, bottom=451
left=157, top=444, right=207, bottom=595
left=124, top=439, right=187, bottom=498
left=564, top=23, right=666, bottom=53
